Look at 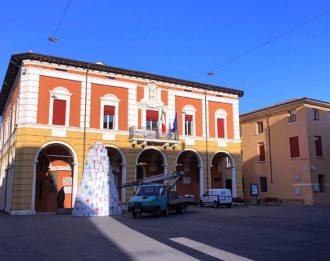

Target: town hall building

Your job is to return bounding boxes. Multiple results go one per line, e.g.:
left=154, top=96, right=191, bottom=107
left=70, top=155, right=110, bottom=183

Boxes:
left=0, top=52, right=244, bottom=214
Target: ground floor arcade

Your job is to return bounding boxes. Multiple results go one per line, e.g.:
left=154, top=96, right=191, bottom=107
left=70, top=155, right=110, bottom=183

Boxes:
left=0, top=129, right=242, bottom=214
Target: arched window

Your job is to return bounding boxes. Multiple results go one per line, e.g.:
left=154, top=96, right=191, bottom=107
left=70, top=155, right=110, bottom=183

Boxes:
left=182, top=105, right=196, bottom=136
left=215, top=109, right=228, bottom=139
left=49, top=87, right=72, bottom=126
left=100, top=94, right=120, bottom=130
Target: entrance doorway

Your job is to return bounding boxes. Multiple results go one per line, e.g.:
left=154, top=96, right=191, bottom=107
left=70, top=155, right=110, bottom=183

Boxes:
left=176, top=150, right=201, bottom=198
left=35, top=144, right=74, bottom=212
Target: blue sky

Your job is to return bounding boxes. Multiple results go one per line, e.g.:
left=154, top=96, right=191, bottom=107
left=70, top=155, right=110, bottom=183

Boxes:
left=1, top=1, right=329, bottom=113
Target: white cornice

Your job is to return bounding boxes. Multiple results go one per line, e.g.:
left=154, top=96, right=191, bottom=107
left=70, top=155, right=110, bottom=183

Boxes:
left=22, top=61, right=240, bottom=98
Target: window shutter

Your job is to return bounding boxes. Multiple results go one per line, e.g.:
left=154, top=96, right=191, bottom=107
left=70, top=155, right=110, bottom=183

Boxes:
left=217, top=118, right=225, bottom=138
left=289, top=136, right=300, bottom=158
left=52, top=99, right=66, bottom=125
left=315, top=136, right=323, bottom=157
left=146, top=110, right=158, bottom=121
left=259, top=143, right=265, bottom=161
left=185, top=114, right=193, bottom=121
left=104, top=105, right=115, bottom=115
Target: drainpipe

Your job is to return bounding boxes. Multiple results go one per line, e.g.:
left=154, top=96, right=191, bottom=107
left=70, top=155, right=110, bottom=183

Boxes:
left=82, top=67, right=90, bottom=171
left=204, top=91, right=209, bottom=191
left=266, top=114, right=273, bottom=184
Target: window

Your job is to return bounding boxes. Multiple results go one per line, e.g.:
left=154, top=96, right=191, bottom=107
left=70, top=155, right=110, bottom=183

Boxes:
left=103, top=105, right=115, bottom=130
left=313, top=109, right=320, bottom=121
left=289, top=136, right=300, bottom=158
left=49, top=87, right=72, bottom=127
left=184, top=114, right=193, bottom=136
left=215, top=109, right=227, bottom=139
left=318, top=175, right=325, bottom=192
left=146, top=110, right=158, bottom=130
left=288, top=110, right=296, bottom=123
left=260, top=177, right=267, bottom=192
left=182, top=105, right=196, bottom=136
left=217, top=118, right=225, bottom=138
left=52, top=99, right=66, bottom=125
left=314, top=136, right=323, bottom=157
left=256, top=121, right=263, bottom=134
left=100, top=94, right=120, bottom=130
left=258, top=142, right=265, bottom=161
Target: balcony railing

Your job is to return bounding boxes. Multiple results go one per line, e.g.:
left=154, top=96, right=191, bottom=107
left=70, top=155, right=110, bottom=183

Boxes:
left=129, top=126, right=179, bottom=146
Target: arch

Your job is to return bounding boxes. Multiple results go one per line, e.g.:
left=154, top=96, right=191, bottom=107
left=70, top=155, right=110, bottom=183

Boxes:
left=105, top=145, right=127, bottom=202
left=135, top=147, right=168, bottom=180
left=50, top=86, right=71, bottom=96
left=215, top=109, right=228, bottom=117
left=135, top=147, right=168, bottom=172
left=210, top=150, right=237, bottom=197
left=182, top=104, right=197, bottom=113
left=31, top=141, right=78, bottom=213
left=176, top=148, right=203, bottom=168
left=101, top=93, right=120, bottom=102
left=176, top=149, right=204, bottom=197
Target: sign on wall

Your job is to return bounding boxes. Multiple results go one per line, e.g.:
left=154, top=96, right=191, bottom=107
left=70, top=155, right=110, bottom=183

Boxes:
left=250, top=183, right=259, bottom=196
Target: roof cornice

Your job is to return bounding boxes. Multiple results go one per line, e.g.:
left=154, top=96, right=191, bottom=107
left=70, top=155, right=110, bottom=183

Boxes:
left=0, top=52, right=244, bottom=114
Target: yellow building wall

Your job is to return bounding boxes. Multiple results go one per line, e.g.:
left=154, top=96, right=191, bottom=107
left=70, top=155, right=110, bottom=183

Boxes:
left=11, top=127, right=242, bottom=211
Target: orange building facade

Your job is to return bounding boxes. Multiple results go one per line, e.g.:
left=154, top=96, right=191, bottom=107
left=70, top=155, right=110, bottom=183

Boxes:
left=241, top=98, right=330, bottom=205
left=0, top=53, right=243, bottom=214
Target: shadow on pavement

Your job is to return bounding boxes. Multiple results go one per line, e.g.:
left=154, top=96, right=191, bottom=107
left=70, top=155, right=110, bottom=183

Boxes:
left=0, top=212, right=134, bottom=261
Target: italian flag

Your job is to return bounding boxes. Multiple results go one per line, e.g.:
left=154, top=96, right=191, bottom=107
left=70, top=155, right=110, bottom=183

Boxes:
left=160, top=108, right=166, bottom=134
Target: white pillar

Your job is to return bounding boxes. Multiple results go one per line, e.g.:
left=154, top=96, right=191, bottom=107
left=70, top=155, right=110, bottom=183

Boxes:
left=121, top=164, right=127, bottom=202
left=232, top=167, right=237, bottom=197
left=199, top=165, right=204, bottom=197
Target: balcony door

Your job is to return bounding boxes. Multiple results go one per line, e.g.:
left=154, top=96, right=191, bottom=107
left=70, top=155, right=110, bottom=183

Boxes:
left=146, top=110, right=158, bottom=131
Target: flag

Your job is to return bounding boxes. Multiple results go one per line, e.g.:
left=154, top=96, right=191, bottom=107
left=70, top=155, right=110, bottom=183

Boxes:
left=160, top=108, right=166, bottom=134
left=172, top=112, right=178, bottom=132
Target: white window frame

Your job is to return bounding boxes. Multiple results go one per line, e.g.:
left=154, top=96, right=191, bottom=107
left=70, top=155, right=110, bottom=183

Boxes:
left=288, top=110, right=297, bottom=123
left=215, top=109, right=228, bottom=139
left=49, top=87, right=72, bottom=127
left=312, top=109, right=320, bottom=121
left=182, top=105, right=196, bottom=137
left=100, top=94, right=120, bottom=131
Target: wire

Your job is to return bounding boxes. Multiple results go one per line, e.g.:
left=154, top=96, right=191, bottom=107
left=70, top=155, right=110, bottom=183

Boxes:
left=51, top=0, right=72, bottom=38
left=192, top=8, right=330, bottom=79
left=43, top=0, right=72, bottom=51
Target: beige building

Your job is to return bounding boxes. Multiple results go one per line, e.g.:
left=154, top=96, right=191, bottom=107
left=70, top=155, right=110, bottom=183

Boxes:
left=240, top=98, right=330, bottom=205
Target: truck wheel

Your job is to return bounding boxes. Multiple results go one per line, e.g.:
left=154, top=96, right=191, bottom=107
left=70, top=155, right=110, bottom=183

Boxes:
left=226, top=203, right=232, bottom=208
left=213, top=202, right=219, bottom=208
left=177, top=207, right=186, bottom=214
left=198, top=200, right=204, bottom=207
left=162, top=206, right=169, bottom=216
left=154, top=207, right=161, bottom=217
left=133, top=212, right=138, bottom=218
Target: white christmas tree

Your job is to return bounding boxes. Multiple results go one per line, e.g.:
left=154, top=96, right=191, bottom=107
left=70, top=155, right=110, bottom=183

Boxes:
left=72, top=143, right=122, bottom=217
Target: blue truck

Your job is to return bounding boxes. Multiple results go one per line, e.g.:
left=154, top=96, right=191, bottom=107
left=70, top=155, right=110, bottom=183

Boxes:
left=124, top=171, right=194, bottom=218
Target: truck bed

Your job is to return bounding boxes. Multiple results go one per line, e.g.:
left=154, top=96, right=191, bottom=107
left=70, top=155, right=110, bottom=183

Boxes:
left=168, top=197, right=194, bottom=205
left=168, top=191, right=194, bottom=206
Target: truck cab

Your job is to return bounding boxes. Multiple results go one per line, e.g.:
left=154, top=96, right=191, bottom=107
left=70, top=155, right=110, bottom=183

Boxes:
left=127, top=184, right=168, bottom=217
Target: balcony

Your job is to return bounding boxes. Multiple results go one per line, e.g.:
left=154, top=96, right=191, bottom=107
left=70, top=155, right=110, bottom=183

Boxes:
left=129, top=126, right=179, bottom=148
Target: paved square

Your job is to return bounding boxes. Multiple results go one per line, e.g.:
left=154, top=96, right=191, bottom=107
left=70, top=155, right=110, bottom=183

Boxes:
left=0, top=205, right=329, bottom=260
